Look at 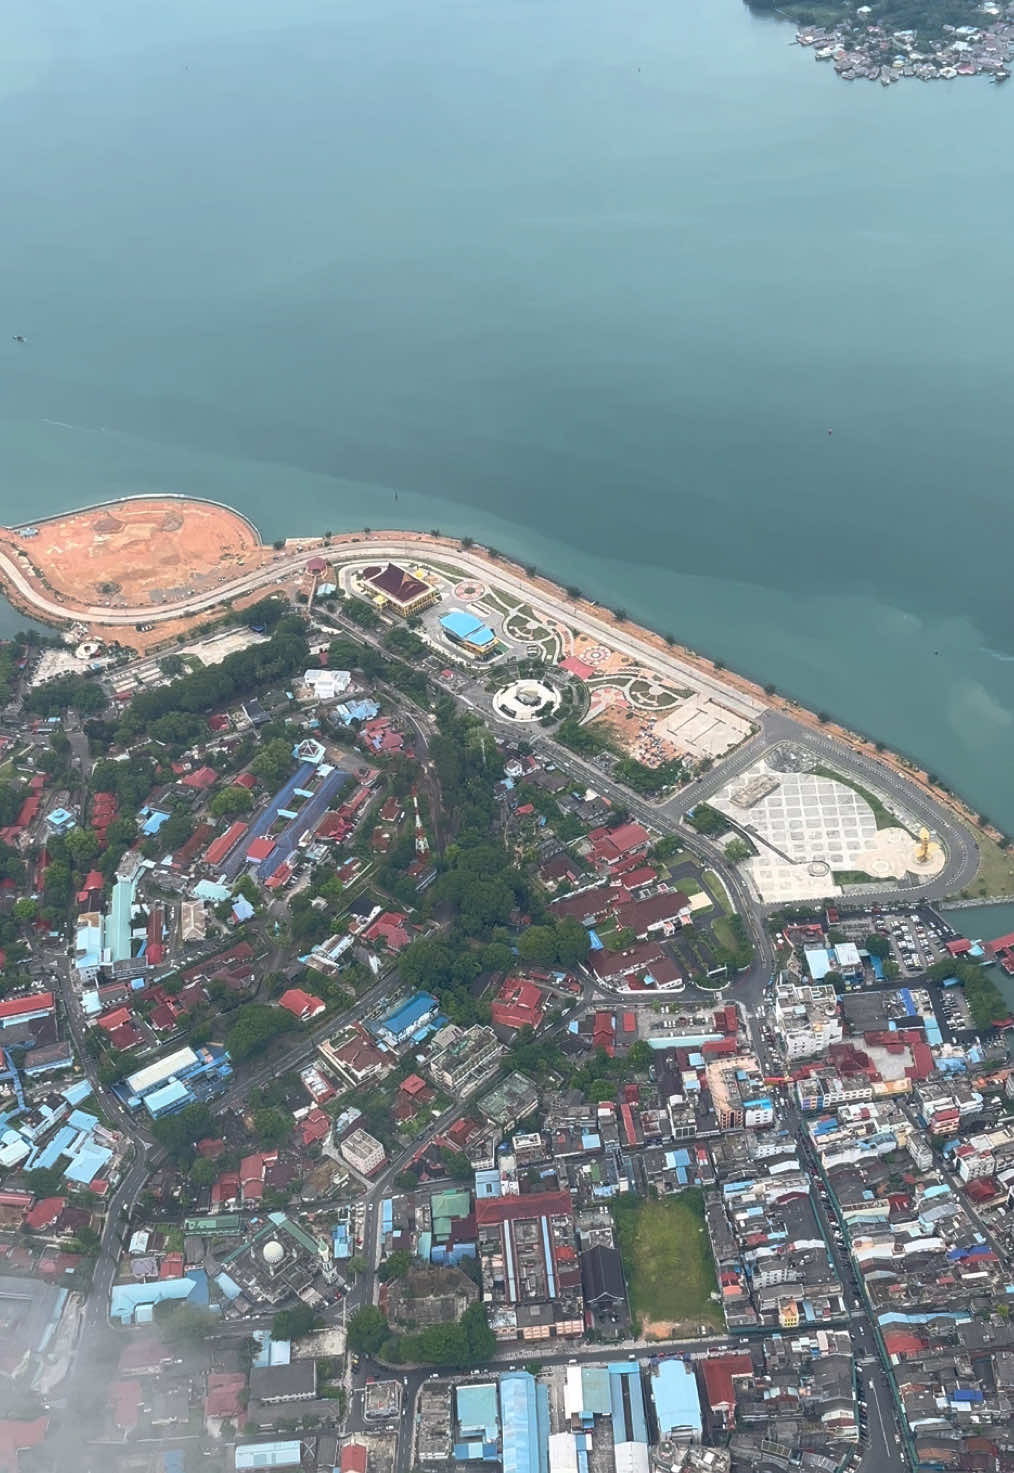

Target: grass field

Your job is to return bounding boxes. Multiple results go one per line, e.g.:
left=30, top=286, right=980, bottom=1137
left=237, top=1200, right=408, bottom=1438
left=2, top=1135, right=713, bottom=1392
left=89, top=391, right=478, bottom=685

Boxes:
left=612, top=1192, right=722, bottom=1331
left=966, top=829, right=1014, bottom=899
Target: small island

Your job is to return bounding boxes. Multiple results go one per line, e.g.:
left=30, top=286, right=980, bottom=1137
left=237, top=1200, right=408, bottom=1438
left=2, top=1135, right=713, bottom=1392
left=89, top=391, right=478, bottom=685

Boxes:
left=748, top=0, right=1014, bottom=82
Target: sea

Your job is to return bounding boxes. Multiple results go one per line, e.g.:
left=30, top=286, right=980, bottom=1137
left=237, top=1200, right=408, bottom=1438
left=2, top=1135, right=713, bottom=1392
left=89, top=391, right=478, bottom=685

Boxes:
left=3, top=0, right=1014, bottom=828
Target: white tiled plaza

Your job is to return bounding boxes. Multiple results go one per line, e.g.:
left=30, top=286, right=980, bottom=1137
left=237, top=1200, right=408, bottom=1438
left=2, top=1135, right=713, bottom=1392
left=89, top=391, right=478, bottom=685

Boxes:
left=711, top=762, right=943, bottom=902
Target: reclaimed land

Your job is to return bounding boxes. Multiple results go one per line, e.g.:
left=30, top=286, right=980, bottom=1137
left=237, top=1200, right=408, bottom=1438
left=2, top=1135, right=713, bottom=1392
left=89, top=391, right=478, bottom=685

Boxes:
left=0, top=494, right=999, bottom=855
left=612, top=1191, right=722, bottom=1335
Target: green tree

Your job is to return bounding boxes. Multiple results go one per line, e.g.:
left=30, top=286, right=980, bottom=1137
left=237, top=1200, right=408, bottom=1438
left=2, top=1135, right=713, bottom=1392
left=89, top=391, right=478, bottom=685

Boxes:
left=24, top=1166, right=63, bottom=1197
left=377, top=1250, right=412, bottom=1282
left=686, top=803, right=726, bottom=836
left=252, top=1107, right=293, bottom=1149
left=251, top=738, right=295, bottom=788
left=225, top=1005, right=295, bottom=1061
left=347, top=1306, right=389, bottom=1356
left=272, top=1304, right=318, bottom=1340
left=210, top=785, right=253, bottom=820
left=724, top=837, right=752, bottom=863
left=863, top=933, right=891, bottom=959
left=627, top=1040, right=653, bottom=1072
left=189, top=1156, right=219, bottom=1189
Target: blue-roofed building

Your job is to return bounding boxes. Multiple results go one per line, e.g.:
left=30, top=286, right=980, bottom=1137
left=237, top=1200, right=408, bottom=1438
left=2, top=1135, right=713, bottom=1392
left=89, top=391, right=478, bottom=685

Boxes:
left=457, top=1382, right=500, bottom=1443
left=440, top=609, right=498, bottom=658
left=142, top=810, right=170, bottom=836
left=649, top=1359, right=702, bottom=1444
left=64, top=1143, right=113, bottom=1184
left=235, top=1443, right=304, bottom=1471
left=110, top=1271, right=209, bottom=1325
left=500, top=1373, right=550, bottom=1473
left=251, top=1331, right=292, bottom=1368
left=373, top=993, right=439, bottom=1048
left=608, top=1363, right=648, bottom=1446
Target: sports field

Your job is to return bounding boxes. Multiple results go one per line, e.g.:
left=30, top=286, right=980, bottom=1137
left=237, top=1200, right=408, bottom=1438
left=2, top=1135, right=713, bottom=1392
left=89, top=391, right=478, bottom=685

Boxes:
left=612, top=1191, right=722, bottom=1333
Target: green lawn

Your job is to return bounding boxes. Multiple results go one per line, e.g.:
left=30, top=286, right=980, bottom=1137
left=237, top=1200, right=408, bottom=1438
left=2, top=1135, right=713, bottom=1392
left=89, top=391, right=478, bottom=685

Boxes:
left=965, top=828, right=1014, bottom=899
left=612, top=1192, right=722, bottom=1331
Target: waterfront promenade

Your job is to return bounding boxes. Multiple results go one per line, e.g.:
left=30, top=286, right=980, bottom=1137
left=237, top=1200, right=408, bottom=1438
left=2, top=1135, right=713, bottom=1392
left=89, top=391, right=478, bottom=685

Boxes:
left=0, top=498, right=984, bottom=894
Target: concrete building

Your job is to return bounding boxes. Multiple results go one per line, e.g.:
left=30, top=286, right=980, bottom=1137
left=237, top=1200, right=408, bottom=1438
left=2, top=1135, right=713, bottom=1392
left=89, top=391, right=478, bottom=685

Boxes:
left=341, top=1127, right=386, bottom=1176
left=427, top=1023, right=503, bottom=1096
left=774, top=980, right=843, bottom=1060
left=249, top=1362, right=317, bottom=1405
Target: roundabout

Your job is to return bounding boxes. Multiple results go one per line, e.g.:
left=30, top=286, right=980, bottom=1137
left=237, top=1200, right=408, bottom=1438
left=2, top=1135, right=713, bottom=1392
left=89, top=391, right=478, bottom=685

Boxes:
left=492, top=678, right=561, bottom=723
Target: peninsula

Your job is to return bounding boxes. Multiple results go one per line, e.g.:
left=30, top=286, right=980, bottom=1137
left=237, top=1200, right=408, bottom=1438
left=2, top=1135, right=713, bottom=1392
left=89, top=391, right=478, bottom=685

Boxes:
left=0, top=495, right=994, bottom=895
left=0, top=494, right=1012, bottom=1473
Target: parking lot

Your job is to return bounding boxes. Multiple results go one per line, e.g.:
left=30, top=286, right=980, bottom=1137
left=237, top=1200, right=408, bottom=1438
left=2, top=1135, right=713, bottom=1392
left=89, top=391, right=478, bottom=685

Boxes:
left=833, top=904, right=957, bottom=977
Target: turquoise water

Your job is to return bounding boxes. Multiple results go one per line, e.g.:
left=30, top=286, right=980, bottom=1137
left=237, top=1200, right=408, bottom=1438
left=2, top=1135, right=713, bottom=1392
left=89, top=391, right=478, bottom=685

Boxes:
left=942, top=903, right=1014, bottom=944
left=3, top=0, right=1014, bottom=825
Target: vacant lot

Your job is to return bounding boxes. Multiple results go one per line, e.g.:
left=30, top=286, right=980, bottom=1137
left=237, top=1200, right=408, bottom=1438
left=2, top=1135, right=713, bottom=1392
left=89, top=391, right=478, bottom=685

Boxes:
left=612, top=1192, right=721, bottom=1333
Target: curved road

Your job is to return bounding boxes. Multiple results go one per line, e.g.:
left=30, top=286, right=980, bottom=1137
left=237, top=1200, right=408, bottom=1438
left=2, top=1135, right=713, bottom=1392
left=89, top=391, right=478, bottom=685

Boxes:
left=1, top=528, right=977, bottom=899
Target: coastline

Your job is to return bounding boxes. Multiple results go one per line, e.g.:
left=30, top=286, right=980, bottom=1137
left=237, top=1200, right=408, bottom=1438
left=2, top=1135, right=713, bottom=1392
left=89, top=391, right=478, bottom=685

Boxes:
left=0, top=496, right=998, bottom=865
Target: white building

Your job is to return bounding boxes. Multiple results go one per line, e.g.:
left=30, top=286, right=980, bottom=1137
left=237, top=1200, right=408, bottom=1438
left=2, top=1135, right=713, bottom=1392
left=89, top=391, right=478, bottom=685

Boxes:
left=774, top=980, right=843, bottom=1060
left=302, top=668, right=352, bottom=701
left=341, top=1127, right=386, bottom=1176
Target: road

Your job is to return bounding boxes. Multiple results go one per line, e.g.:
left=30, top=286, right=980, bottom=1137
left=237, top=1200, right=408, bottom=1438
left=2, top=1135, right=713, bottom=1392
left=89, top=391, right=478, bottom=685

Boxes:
left=0, top=526, right=974, bottom=888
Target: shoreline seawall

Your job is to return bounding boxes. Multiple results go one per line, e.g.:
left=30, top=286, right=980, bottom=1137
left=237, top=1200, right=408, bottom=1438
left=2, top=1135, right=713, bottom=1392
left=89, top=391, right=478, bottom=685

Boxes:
left=0, top=496, right=998, bottom=868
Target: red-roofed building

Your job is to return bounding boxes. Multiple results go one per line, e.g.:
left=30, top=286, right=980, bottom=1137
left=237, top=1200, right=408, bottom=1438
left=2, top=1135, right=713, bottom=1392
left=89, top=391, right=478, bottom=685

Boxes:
left=279, top=988, right=325, bottom=1022
left=110, top=1021, right=145, bottom=1051
left=984, top=932, right=1014, bottom=973
left=592, top=1011, right=616, bottom=1055
left=181, top=766, right=218, bottom=791
left=240, top=1151, right=278, bottom=1203
left=160, top=1253, right=184, bottom=1279
left=97, top=1006, right=133, bottom=1034
left=0, top=1418, right=47, bottom=1473
left=300, top=1109, right=331, bottom=1148
left=210, top=1172, right=240, bottom=1210
left=945, top=937, right=972, bottom=958
left=360, top=562, right=436, bottom=616
left=883, top=1329, right=927, bottom=1362
left=265, top=861, right=293, bottom=891
left=364, top=911, right=412, bottom=951
left=322, top=1025, right=391, bottom=1085
left=76, top=869, right=104, bottom=908
left=196, top=1137, right=225, bottom=1160
left=586, top=822, right=651, bottom=869
left=205, top=1372, right=246, bottom=1421
left=340, top=1445, right=368, bottom=1473
left=23, top=1197, right=65, bottom=1232
left=246, top=836, right=276, bottom=863
left=110, top=1378, right=144, bottom=1431
left=234, top=771, right=257, bottom=790
left=700, top=1353, right=754, bottom=1427
left=174, top=822, right=216, bottom=870
left=0, top=993, right=54, bottom=1028
left=491, top=977, right=546, bottom=1032
left=475, top=1189, right=573, bottom=1228
left=203, top=823, right=248, bottom=869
